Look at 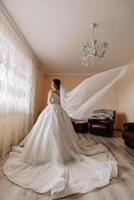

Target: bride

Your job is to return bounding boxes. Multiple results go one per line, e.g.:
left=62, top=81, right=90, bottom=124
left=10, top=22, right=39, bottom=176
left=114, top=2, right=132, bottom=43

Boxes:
left=3, top=79, right=118, bottom=199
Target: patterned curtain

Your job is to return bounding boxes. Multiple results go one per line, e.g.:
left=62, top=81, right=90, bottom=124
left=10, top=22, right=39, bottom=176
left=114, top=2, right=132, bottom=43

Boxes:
left=0, top=10, right=39, bottom=157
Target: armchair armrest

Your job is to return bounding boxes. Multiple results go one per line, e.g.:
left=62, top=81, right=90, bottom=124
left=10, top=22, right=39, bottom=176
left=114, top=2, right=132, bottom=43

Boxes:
left=123, top=123, right=134, bottom=132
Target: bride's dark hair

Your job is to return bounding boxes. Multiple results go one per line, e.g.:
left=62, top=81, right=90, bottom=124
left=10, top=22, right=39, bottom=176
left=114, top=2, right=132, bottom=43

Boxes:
left=53, top=79, right=61, bottom=90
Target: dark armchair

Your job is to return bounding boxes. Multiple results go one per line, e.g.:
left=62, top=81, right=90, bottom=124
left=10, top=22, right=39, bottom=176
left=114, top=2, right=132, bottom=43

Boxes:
left=122, top=123, right=134, bottom=148
left=72, top=121, right=88, bottom=133
left=88, top=109, right=116, bottom=137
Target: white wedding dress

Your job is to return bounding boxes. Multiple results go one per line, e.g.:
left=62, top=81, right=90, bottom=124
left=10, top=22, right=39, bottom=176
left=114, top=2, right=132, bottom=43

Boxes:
left=3, top=90, right=118, bottom=199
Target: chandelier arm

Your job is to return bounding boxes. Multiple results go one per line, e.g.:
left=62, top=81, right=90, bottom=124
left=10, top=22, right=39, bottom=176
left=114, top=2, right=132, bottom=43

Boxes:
left=91, top=24, right=95, bottom=47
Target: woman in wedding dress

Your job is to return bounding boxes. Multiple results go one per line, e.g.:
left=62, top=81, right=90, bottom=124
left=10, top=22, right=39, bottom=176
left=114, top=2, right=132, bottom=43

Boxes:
left=3, top=79, right=118, bottom=199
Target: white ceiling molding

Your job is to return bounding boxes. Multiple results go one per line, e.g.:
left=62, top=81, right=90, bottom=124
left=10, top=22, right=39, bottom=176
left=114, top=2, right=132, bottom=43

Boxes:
left=45, top=72, right=95, bottom=76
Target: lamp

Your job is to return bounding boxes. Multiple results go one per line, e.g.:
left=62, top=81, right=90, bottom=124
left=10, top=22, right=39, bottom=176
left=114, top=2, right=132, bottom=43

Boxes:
left=81, top=23, right=108, bottom=66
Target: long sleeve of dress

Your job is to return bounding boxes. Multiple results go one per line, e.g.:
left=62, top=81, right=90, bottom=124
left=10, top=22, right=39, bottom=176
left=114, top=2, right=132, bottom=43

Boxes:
left=47, top=91, right=54, bottom=104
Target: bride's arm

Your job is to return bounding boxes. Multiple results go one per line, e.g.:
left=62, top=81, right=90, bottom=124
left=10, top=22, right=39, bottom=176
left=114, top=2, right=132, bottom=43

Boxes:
left=47, top=90, right=54, bottom=104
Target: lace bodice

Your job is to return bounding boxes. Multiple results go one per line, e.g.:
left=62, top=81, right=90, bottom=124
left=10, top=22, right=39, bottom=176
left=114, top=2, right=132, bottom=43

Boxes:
left=47, top=90, right=60, bottom=104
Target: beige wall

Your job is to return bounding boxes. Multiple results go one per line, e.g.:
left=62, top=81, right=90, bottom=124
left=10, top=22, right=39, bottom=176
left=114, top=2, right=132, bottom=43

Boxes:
left=118, top=71, right=134, bottom=128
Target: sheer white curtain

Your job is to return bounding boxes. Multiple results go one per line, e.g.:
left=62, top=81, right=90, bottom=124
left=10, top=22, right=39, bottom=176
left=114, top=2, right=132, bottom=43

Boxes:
left=0, top=11, right=38, bottom=157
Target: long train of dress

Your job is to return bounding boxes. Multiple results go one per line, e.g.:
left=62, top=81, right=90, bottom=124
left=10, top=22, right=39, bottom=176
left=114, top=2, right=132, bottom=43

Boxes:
left=3, top=91, right=118, bottom=199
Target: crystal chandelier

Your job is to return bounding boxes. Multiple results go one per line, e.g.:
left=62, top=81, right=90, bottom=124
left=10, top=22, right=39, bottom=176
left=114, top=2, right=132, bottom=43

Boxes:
left=81, top=23, right=108, bottom=66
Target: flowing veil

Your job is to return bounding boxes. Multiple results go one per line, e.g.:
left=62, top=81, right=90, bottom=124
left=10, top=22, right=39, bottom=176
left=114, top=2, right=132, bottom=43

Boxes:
left=60, top=64, right=134, bottom=120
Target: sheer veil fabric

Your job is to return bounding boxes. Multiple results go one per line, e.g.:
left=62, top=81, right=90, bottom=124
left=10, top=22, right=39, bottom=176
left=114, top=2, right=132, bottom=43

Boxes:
left=3, top=64, right=134, bottom=199
left=60, top=64, right=134, bottom=120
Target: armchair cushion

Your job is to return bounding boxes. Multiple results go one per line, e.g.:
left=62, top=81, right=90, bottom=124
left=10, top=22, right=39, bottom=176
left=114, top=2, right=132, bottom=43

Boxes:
left=92, top=109, right=115, bottom=120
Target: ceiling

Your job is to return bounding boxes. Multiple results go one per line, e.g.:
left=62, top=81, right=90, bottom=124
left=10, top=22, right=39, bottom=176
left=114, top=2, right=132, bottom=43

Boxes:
left=1, top=0, right=134, bottom=74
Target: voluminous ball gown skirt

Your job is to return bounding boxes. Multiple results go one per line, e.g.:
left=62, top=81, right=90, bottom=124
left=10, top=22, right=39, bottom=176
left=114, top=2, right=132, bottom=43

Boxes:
left=3, top=91, right=118, bottom=199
